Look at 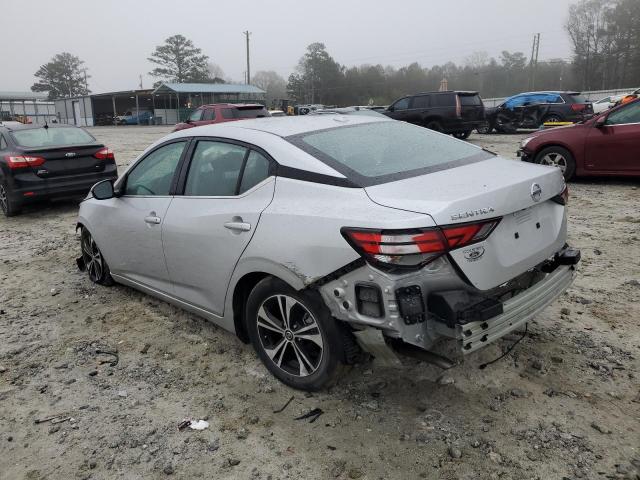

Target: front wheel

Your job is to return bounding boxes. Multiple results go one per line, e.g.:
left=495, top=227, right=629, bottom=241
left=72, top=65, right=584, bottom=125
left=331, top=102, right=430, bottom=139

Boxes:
left=246, top=277, right=349, bottom=391
left=452, top=130, right=472, bottom=140
left=80, top=228, right=114, bottom=285
left=534, top=146, right=576, bottom=181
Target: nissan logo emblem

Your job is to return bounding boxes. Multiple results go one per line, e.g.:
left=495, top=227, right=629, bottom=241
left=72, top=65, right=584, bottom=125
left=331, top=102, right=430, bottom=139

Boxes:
left=530, top=183, right=542, bottom=202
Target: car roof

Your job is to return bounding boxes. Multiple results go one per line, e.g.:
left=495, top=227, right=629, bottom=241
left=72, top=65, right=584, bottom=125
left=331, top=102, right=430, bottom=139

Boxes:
left=0, top=123, right=78, bottom=132
left=204, top=113, right=391, bottom=137
left=197, top=103, right=264, bottom=109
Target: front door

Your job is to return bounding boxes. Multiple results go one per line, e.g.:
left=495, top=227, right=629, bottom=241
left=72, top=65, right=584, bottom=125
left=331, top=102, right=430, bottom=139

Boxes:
left=98, top=140, right=188, bottom=293
left=162, top=140, right=275, bottom=316
left=585, top=101, right=640, bottom=173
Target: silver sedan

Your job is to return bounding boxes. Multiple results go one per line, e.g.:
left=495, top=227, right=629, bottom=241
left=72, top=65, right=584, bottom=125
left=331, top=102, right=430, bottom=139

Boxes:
left=77, top=115, right=579, bottom=390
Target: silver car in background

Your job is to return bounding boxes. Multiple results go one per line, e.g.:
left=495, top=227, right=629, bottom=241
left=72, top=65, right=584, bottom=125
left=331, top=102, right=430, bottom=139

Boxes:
left=77, top=115, right=580, bottom=390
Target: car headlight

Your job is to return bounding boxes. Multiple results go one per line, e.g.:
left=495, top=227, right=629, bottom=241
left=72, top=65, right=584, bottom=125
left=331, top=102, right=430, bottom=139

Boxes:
left=520, top=137, right=533, bottom=149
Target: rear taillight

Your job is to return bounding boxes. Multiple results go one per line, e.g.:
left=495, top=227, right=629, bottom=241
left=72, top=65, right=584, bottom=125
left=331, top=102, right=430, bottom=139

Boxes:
left=552, top=184, right=569, bottom=205
left=4, top=155, right=45, bottom=169
left=342, top=219, right=500, bottom=270
left=94, top=147, right=115, bottom=160
left=570, top=103, right=587, bottom=112
left=455, top=95, right=462, bottom=117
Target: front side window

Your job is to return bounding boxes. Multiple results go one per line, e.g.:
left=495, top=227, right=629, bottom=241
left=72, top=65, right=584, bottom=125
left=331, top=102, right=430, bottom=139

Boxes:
left=202, top=109, right=215, bottom=121
left=290, top=120, right=488, bottom=185
left=124, top=141, right=186, bottom=196
left=184, top=141, right=247, bottom=196
left=188, top=109, right=203, bottom=121
left=0, top=135, right=7, bottom=150
left=411, top=96, right=429, bottom=109
left=606, top=101, right=640, bottom=125
left=504, top=95, right=527, bottom=109
left=392, top=98, right=410, bottom=111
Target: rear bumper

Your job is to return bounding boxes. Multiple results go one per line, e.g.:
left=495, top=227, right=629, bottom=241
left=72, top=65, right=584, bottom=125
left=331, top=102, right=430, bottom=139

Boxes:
left=319, top=246, right=579, bottom=357
left=440, top=263, right=576, bottom=354
left=8, top=165, right=117, bottom=204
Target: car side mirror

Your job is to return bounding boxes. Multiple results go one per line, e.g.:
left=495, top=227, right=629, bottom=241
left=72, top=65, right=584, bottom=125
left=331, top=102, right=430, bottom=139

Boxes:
left=595, top=115, right=607, bottom=128
left=91, top=179, right=115, bottom=200
left=387, top=106, right=394, bottom=112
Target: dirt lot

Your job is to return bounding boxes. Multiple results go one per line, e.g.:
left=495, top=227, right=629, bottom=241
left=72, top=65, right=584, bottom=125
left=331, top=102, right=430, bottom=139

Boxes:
left=1, top=126, right=639, bottom=480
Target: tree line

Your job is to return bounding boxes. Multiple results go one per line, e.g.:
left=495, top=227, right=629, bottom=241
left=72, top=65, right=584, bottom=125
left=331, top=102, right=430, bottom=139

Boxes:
left=30, top=0, right=639, bottom=104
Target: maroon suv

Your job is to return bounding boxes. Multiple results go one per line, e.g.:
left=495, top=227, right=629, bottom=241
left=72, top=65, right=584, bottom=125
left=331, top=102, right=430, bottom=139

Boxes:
left=518, top=98, right=640, bottom=180
left=173, top=103, right=269, bottom=132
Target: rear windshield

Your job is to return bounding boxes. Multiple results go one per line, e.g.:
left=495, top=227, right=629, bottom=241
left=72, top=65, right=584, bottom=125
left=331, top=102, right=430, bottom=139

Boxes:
left=10, top=127, right=95, bottom=148
left=459, top=94, right=482, bottom=106
left=288, top=121, right=490, bottom=186
left=237, top=106, right=268, bottom=119
left=568, top=93, right=588, bottom=104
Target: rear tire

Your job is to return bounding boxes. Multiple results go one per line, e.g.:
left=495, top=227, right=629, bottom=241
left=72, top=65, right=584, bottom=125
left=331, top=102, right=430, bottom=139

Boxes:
left=0, top=181, right=20, bottom=217
left=534, top=146, right=576, bottom=181
left=476, top=122, right=492, bottom=134
left=80, top=227, right=114, bottom=285
left=246, top=277, right=350, bottom=391
left=452, top=130, right=472, bottom=140
left=425, top=120, right=443, bottom=132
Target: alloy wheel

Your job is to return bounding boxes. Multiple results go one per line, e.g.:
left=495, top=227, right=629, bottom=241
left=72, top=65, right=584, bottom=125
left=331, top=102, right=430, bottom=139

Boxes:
left=0, top=184, right=7, bottom=214
left=540, top=152, right=568, bottom=174
left=256, top=294, right=324, bottom=377
left=81, top=230, right=104, bottom=282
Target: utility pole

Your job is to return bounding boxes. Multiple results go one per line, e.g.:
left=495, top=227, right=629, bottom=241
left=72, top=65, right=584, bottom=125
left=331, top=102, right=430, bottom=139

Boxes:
left=528, top=33, right=540, bottom=90
left=139, top=75, right=143, bottom=90
left=243, top=31, right=251, bottom=85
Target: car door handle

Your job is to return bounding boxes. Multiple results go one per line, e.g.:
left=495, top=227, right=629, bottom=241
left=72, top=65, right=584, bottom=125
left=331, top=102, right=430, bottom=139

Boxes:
left=144, top=215, right=161, bottom=225
left=224, top=221, right=251, bottom=232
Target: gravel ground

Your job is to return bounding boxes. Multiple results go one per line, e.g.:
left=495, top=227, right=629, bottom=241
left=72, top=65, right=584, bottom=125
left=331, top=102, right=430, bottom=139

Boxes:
left=1, top=125, right=639, bottom=480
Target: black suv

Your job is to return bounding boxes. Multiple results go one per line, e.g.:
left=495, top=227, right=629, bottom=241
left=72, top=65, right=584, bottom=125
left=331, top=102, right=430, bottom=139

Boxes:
left=383, top=91, right=485, bottom=139
left=483, top=91, right=594, bottom=133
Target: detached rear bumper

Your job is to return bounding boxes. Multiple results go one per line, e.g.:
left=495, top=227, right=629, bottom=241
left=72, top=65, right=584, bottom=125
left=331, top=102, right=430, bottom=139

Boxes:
left=436, top=263, right=576, bottom=354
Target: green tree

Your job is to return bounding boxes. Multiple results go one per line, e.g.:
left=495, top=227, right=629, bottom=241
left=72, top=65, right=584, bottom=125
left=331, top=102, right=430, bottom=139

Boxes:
left=31, top=52, right=90, bottom=100
left=148, top=35, right=210, bottom=84
left=287, top=43, right=344, bottom=104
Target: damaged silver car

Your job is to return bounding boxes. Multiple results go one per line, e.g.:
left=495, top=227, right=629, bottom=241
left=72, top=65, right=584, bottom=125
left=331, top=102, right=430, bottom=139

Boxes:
left=77, top=115, right=580, bottom=390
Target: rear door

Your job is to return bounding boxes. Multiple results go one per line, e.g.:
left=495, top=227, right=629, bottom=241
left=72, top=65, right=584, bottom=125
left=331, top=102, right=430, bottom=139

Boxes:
left=430, top=93, right=456, bottom=129
left=585, top=100, right=640, bottom=173
left=162, top=139, right=275, bottom=315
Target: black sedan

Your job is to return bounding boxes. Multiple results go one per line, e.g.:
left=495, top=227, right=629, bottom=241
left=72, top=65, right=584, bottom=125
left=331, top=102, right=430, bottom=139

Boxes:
left=0, top=124, right=117, bottom=216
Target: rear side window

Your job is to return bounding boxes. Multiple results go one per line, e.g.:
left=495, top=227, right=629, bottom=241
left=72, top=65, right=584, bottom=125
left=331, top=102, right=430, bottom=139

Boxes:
left=0, top=135, right=6, bottom=150
left=459, top=94, right=482, bottom=106
left=431, top=94, right=455, bottom=107
left=184, top=141, right=247, bottom=196
left=11, top=127, right=95, bottom=148
left=222, top=108, right=236, bottom=119
left=411, top=96, right=430, bottom=109
left=239, top=151, right=270, bottom=193
left=237, top=106, right=268, bottom=119
left=202, top=109, right=216, bottom=121
left=290, top=121, right=487, bottom=184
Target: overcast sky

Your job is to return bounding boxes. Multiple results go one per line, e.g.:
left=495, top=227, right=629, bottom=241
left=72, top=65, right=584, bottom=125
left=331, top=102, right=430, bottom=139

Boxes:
left=4, top=0, right=576, bottom=93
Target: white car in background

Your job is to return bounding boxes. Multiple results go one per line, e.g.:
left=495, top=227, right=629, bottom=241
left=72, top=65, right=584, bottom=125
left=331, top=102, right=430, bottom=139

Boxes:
left=76, top=115, right=580, bottom=390
left=594, top=87, right=640, bottom=113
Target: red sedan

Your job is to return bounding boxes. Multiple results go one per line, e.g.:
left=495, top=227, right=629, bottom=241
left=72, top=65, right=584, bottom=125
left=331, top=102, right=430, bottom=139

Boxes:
left=518, top=98, right=640, bottom=180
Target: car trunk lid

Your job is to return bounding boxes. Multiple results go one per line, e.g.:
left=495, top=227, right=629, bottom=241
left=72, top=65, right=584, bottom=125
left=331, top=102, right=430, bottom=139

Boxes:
left=364, top=157, right=567, bottom=289
left=21, top=144, right=106, bottom=178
